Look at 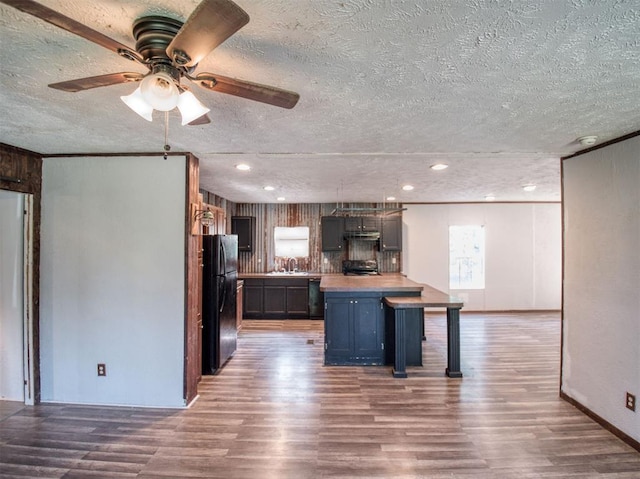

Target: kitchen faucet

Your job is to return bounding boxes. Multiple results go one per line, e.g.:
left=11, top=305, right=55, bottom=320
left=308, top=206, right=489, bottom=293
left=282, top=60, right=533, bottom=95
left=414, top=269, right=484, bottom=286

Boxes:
left=287, top=257, right=298, bottom=273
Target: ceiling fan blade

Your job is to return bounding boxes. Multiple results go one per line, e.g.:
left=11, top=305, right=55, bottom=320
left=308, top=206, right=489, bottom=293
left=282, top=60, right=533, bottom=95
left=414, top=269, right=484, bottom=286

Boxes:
left=194, top=73, right=300, bottom=109
left=188, top=114, right=211, bottom=126
left=1, top=0, right=140, bottom=60
left=166, top=0, right=249, bottom=68
left=49, top=72, right=144, bottom=92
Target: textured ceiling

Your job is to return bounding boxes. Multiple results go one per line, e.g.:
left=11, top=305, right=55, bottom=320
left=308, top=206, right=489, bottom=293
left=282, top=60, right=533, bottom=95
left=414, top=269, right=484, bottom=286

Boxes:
left=1, top=0, right=639, bottom=203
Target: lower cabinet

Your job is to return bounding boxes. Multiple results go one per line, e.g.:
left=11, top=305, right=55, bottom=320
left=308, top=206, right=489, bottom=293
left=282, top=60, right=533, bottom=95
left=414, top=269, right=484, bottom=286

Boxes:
left=243, top=277, right=310, bottom=319
left=243, top=279, right=264, bottom=317
left=324, top=290, right=423, bottom=366
left=324, top=294, right=385, bottom=365
left=264, top=282, right=286, bottom=315
left=286, top=283, right=311, bottom=315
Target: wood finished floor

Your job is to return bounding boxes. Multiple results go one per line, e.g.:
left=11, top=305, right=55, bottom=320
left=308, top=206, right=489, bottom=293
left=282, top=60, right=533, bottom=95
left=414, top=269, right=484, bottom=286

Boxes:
left=2, top=313, right=639, bottom=478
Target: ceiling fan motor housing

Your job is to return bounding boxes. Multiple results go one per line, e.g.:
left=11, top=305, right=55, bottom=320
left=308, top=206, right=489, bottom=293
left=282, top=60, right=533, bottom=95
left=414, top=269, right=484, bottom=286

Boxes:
left=133, top=16, right=185, bottom=66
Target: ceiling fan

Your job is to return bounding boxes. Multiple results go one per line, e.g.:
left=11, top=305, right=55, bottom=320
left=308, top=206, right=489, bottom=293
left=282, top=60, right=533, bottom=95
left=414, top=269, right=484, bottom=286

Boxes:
left=1, top=0, right=300, bottom=125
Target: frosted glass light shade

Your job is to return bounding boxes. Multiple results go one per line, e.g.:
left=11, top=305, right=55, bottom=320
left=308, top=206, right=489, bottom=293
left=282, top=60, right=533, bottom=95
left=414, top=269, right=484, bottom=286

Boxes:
left=177, top=91, right=210, bottom=125
left=120, top=86, right=153, bottom=121
left=140, top=72, right=179, bottom=111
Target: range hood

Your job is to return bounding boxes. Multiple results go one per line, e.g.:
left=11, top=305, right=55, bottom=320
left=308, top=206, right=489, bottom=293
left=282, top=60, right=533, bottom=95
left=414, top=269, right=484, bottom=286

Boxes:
left=343, top=230, right=380, bottom=241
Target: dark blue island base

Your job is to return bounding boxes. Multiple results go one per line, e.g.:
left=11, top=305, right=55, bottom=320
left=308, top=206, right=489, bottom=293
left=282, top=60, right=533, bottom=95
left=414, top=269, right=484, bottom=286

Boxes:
left=320, top=274, right=424, bottom=368
left=323, top=290, right=422, bottom=367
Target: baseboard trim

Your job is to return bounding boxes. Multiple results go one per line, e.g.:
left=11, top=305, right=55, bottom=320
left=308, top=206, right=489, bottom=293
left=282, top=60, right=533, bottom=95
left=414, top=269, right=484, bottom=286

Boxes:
left=424, top=309, right=561, bottom=315
left=560, top=391, right=640, bottom=452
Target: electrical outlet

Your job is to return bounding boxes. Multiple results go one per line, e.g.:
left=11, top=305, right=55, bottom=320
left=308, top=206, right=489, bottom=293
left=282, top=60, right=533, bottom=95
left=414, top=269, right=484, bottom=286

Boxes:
left=391, top=257, right=397, bottom=264
left=97, top=363, right=106, bottom=377
left=626, top=392, right=636, bottom=411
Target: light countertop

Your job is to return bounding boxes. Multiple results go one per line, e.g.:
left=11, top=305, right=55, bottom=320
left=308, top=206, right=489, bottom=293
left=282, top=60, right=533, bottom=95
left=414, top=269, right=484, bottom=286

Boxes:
left=320, top=274, right=423, bottom=293
left=238, top=272, right=322, bottom=279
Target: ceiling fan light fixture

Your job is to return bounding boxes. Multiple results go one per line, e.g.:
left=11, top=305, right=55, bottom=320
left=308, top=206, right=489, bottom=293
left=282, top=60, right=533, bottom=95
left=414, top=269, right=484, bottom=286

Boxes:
left=140, top=71, right=179, bottom=111
left=120, top=86, right=153, bottom=121
left=177, top=90, right=211, bottom=126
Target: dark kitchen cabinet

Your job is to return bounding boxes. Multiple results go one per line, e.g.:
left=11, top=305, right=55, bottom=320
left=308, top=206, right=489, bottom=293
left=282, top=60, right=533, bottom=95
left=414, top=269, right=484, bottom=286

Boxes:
left=231, top=216, right=255, bottom=252
left=264, top=282, right=286, bottom=315
left=344, top=216, right=380, bottom=232
left=243, top=278, right=264, bottom=316
left=324, top=298, right=352, bottom=363
left=380, top=216, right=402, bottom=251
left=286, top=282, right=310, bottom=315
left=324, top=294, right=385, bottom=365
left=243, top=277, right=309, bottom=319
left=321, top=216, right=345, bottom=252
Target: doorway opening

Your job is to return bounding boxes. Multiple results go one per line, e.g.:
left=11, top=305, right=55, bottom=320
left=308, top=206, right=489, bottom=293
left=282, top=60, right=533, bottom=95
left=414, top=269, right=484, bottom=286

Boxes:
left=0, top=190, right=35, bottom=405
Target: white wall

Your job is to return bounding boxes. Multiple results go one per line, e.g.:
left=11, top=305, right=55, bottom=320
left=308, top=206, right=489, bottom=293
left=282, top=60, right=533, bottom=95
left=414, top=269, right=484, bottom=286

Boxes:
left=402, top=203, right=561, bottom=310
left=0, top=190, right=24, bottom=401
left=40, top=156, right=187, bottom=407
left=562, top=136, right=640, bottom=441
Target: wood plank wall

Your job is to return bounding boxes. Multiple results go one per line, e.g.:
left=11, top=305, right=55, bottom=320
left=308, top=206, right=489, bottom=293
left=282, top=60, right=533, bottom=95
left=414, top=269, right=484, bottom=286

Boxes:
left=199, top=191, right=402, bottom=275
left=184, top=154, right=201, bottom=405
left=0, top=143, right=42, bottom=403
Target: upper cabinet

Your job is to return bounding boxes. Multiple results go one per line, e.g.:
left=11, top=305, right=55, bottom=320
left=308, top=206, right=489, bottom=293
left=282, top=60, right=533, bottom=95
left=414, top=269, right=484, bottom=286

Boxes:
left=321, top=216, right=345, bottom=252
left=321, top=215, right=402, bottom=252
left=344, top=216, right=380, bottom=232
left=231, top=216, right=256, bottom=252
left=380, top=216, right=402, bottom=251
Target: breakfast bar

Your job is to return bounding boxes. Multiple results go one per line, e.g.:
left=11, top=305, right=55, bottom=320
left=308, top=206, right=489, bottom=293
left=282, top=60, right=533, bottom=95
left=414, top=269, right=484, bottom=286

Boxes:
left=384, top=284, right=464, bottom=378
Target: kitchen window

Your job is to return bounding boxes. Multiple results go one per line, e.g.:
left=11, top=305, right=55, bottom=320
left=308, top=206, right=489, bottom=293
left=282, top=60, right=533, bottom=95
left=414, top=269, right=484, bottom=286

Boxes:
left=274, top=226, right=309, bottom=258
left=449, top=225, right=485, bottom=290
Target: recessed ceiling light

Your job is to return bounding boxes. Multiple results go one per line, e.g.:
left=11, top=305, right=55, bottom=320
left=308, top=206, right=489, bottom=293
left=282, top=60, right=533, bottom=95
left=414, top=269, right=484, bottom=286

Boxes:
left=235, top=164, right=251, bottom=171
left=485, top=194, right=496, bottom=201
left=263, top=186, right=275, bottom=191
left=430, top=163, right=448, bottom=171
left=386, top=196, right=396, bottom=201
left=578, top=135, right=598, bottom=146
left=523, top=184, right=537, bottom=192
left=277, top=197, right=285, bottom=201
left=402, top=184, right=414, bottom=191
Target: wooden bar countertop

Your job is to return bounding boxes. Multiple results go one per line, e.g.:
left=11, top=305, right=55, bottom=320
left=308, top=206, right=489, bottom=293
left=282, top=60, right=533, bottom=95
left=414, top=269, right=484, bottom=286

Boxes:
left=320, top=274, right=424, bottom=293
left=384, top=284, right=464, bottom=309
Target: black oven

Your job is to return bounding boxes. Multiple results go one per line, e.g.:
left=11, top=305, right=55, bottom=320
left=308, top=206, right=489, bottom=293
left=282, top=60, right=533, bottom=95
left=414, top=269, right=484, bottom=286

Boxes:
left=342, top=259, right=380, bottom=275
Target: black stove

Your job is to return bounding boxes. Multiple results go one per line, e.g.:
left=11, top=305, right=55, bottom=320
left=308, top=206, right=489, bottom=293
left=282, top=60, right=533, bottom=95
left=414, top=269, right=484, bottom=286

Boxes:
left=342, top=259, right=380, bottom=275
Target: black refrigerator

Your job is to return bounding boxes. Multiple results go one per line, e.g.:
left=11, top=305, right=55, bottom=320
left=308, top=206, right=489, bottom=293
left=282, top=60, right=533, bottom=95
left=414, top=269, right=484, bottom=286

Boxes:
left=202, top=234, right=238, bottom=374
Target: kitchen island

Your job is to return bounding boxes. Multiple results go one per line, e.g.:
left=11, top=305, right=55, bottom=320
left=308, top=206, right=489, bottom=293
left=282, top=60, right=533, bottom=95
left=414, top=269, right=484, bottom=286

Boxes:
left=320, top=274, right=424, bottom=366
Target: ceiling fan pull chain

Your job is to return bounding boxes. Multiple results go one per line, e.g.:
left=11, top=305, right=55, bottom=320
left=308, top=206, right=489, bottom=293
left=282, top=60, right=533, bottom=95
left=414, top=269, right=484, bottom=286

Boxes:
left=163, top=111, right=171, bottom=160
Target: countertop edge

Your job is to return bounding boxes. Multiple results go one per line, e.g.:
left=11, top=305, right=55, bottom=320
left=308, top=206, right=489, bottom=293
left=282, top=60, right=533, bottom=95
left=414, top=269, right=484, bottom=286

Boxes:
left=319, top=274, right=424, bottom=293
left=239, top=273, right=323, bottom=279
